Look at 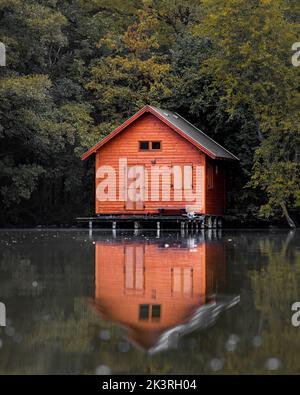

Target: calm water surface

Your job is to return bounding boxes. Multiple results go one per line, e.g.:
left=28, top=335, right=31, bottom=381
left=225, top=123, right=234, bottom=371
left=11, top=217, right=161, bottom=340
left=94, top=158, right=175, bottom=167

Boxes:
left=0, top=229, right=300, bottom=374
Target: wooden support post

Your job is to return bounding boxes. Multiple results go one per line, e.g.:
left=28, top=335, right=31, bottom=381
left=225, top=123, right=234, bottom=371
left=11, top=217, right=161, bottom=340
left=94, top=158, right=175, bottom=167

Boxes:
left=213, top=217, right=217, bottom=228
left=156, top=221, right=160, bottom=238
left=207, top=216, right=213, bottom=229
left=180, top=221, right=185, bottom=236
left=217, top=217, right=223, bottom=228
left=201, top=217, right=205, bottom=229
left=89, top=220, right=93, bottom=230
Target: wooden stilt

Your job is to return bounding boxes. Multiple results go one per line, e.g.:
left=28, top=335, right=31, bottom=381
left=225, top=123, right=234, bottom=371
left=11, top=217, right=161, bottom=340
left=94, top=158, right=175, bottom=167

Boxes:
left=213, top=217, right=217, bottom=228
left=217, top=217, right=223, bottom=228
left=78, top=215, right=224, bottom=232
left=201, top=217, right=205, bottom=229
left=180, top=221, right=185, bottom=236
left=156, top=221, right=161, bottom=237
left=207, top=216, right=213, bottom=229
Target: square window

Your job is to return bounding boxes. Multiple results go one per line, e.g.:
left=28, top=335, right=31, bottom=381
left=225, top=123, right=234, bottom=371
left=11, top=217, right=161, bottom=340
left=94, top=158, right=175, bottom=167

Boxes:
left=151, top=304, right=161, bottom=320
left=139, top=141, right=149, bottom=150
left=152, top=141, right=161, bottom=150
left=139, top=304, right=149, bottom=320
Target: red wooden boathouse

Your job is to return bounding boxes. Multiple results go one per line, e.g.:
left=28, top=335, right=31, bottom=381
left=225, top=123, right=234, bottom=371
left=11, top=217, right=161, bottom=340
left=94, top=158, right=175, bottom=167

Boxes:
left=82, top=105, right=238, bottom=218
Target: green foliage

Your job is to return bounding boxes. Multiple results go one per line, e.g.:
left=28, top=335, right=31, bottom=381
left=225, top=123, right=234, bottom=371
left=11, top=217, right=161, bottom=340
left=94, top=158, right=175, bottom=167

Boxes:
left=0, top=0, right=99, bottom=224
left=86, top=4, right=172, bottom=129
left=0, top=0, right=299, bottom=226
left=193, top=0, right=300, bottom=225
left=249, top=130, right=300, bottom=222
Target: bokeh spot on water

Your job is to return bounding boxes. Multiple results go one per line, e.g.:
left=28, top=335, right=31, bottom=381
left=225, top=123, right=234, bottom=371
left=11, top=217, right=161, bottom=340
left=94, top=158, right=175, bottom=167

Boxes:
left=209, top=358, right=224, bottom=371
left=265, top=358, right=281, bottom=371
left=95, top=365, right=111, bottom=375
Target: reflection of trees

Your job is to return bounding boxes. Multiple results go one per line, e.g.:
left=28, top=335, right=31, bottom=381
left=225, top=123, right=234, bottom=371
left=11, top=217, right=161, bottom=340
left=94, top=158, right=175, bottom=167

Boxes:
left=222, top=231, right=300, bottom=374
left=0, top=231, right=300, bottom=374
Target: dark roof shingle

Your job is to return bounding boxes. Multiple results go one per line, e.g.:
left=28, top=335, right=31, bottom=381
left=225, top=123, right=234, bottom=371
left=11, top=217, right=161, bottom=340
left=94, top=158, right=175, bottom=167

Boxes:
left=151, top=106, right=238, bottom=161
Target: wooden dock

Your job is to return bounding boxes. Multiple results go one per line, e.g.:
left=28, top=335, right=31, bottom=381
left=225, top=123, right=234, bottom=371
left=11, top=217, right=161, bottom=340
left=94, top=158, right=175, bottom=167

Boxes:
left=76, top=214, right=223, bottom=231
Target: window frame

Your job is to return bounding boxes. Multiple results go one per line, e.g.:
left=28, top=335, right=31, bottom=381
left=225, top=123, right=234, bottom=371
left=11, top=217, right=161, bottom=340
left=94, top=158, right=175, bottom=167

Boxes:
left=151, top=304, right=161, bottom=321
left=138, top=141, right=162, bottom=151
left=139, top=304, right=150, bottom=320
left=139, top=141, right=150, bottom=151
left=151, top=141, right=161, bottom=151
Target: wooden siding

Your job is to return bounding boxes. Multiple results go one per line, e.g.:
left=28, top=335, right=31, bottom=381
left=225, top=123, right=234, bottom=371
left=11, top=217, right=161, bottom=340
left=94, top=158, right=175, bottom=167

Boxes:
left=95, top=113, right=206, bottom=214
left=205, top=158, right=226, bottom=215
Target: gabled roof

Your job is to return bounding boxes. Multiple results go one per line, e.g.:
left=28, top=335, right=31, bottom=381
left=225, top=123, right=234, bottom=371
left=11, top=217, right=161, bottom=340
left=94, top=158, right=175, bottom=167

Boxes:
left=81, top=105, right=239, bottom=161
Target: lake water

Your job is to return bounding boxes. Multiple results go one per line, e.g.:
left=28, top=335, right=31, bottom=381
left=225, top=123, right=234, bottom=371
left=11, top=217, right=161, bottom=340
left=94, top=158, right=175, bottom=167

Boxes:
left=0, top=229, right=299, bottom=374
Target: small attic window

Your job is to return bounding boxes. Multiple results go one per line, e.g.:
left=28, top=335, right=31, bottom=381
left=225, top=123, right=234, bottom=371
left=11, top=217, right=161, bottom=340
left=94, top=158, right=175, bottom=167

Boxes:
left=139, top=141, right=149, bottom=150
left=152, top=141, right=161, bottom=150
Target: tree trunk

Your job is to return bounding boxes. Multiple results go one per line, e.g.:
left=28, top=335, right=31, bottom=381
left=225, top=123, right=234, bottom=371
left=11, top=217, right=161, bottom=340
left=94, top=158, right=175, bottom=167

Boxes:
left=281, top=202, right=297, bottom=228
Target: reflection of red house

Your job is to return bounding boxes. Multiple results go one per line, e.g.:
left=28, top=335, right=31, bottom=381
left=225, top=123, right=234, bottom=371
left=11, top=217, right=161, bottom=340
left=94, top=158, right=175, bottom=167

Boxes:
left=91, top=237, right=226, bottom=350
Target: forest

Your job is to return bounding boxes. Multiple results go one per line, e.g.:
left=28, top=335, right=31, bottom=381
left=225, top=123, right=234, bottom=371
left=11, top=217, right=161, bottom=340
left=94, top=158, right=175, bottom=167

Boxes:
left=0, top=0, right=299, bottom=227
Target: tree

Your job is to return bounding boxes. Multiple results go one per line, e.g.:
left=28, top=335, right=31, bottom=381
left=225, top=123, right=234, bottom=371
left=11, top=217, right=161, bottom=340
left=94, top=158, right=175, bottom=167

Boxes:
left=0, top=0, right=97, bottom=224
left=86, top=3, right=172, bottom=132
left=0, top=0, right=299, bottom=226
left=194, top=0, right=300, bottom=226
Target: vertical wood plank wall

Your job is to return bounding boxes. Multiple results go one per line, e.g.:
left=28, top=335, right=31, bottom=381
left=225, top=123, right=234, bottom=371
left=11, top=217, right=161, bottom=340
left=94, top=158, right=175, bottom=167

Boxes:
left=205, top=157, right=226, bottom=215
